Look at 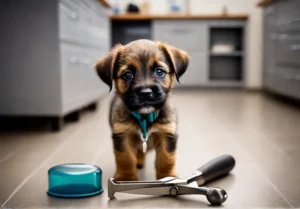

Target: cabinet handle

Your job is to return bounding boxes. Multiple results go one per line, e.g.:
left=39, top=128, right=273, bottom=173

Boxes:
left=68, top=12, right=79, bottom=20
left=69, top=57, right=79, bottom=64
left=81, top=58, right=92, bottom=65
left=282, top=73, right=300, bottom=81
left=171, top=29, right=190, bottom=33
left=289, top=18, right=300, bottom=25
left=278, top=34, right=288, bottom=40
left=290, top=44, right=300, bottom=51
left=279, top=18, right=300, bottom=26
left=271, top=34, right=277, bottom=40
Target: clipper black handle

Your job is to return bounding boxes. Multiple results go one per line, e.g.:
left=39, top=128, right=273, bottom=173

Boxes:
left=197, top=155, right=235, bottom=184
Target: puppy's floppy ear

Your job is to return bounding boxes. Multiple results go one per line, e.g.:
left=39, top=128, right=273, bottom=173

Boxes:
left=156, top=42, right=189, bottom=83
left=94, top=44, right=123, bottom=92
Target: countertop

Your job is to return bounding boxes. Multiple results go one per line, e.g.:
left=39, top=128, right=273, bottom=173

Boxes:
left=110, top=14, right=249, bottom=20
left=257, top=0, right=274, bottom=7
left=99, top=0, right=111, bottom=8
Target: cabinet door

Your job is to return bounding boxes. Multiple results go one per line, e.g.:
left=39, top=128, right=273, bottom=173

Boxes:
left=277, top=66, right=300, bottom=99
left=175, top=52, right=208, bottom=87
left=81, top=48, right=108, bottom=94
left=78, top=1, right=109, bottom=49
left=60, top=43, right=84, bottom=110
left=263, top=5, right=277, bottom=88
left=153, top=20, right=208, bottom=53
left=270, top=68, right=300, bottom=100
left=58, top=0, right=81, bottom=43
left=275, top=33, right=300, bottom=66
left=276, top=0, right=300, bottom=32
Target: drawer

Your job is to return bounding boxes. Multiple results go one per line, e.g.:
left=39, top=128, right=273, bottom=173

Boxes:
left=77, top=2, right=109, bottom=48
left=153, top=20, right=208, bottom=52
left=266, top=71, right=288, bottom=95
left=60, top=43, right=84, bottom=106
left=264, top=3, right=275, bottom=16
left=92, top=11, right=108, bottom=28
left=276, top=66, right=300, bottom=80
left=273, top=69, right=300, bottom=99
left=81, top=48, right=107, bottom=93
left=263, top=71, right=274, bottom=89
left=275, top=33, right=300, bottom=66
left=80, top=25, right=109, bottom=49
left=58, top=1, right=81, bottom=43
left=276, top=0, right=300, bottom=32
left=81, top=0, right=106, bottom=15
left=79, top=1, right=106, bottom=26
left=175, top=52, right=208, bottom=86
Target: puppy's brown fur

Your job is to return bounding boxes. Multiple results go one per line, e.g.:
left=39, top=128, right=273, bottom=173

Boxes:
left=95, top=39, right=189, bottom=180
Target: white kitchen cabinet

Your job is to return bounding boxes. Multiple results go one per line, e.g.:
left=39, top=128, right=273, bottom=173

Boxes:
left=0, top=0, right=110, bottom=130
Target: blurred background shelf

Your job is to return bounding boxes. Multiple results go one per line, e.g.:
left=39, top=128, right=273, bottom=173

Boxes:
left=209, top=26, right=244, bottom=83
left=210, top=52, right=244, bottom=56
left=209, top=56, right=243, bottom=81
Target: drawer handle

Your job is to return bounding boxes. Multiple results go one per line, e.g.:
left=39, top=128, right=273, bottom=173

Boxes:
left=291, top=44, right=300, bottom=51
left=171, top=29, right=190, bottom=33
left=284, top=75, right=293, bottom=80
left=69, top=57, right=79, bottom=64
left=279, top=18, right=300, bottom=27
left=68, top=12, right=79, bottom=20
left=282, top=73, right=300, bottom=81
left=271, top=34, right=277, bottom=40
left=81, top=59, right=92, bottom=65
left=278, top=34, right=288, bottom=40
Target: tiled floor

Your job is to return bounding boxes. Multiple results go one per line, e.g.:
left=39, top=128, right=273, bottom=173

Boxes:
left=1, top=90, right=300, bottom=209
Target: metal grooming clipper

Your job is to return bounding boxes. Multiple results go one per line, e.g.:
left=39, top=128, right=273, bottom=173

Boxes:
left=108, top=155, right=235, bottom=205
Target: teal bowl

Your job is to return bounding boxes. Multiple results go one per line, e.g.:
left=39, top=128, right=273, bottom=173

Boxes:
left=47, top=163, right=103, bottom=198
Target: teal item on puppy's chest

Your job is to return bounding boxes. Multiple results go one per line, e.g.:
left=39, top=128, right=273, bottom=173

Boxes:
left=131, top=111, right=159, bottom=139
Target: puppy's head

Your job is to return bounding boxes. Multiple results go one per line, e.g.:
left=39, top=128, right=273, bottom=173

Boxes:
left=94, top=39, right=189, bottom=114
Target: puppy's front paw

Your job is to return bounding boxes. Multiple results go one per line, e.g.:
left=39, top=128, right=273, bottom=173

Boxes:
left=137, top=149, right=145, bottom=169
left=137, top=163, right=144, bottom=169
left=114, top=173, right=138, bottom=181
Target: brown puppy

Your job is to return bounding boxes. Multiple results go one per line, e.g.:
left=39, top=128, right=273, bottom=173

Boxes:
left=94, top=39, right=189, bottom=181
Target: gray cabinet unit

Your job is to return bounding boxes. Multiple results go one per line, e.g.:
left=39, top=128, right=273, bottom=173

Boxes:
left=153, top=20, right=208, bottom=53
left=112, top=17, right=247, bottom=87
left=262, top=0, right=300, bottom=100
left=179, top=52, right=208, bottom=86
left=0, top=0, right=109, bottom=130
left=152, top=19, right=246, bottom=87
left=152, top=20, right=209, bottom=87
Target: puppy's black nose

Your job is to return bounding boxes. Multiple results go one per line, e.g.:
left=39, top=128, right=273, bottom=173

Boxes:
left=139, top=88, right=153, bottom=99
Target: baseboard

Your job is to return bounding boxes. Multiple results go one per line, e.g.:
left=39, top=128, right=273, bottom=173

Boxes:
left=244, top=88, right=263, bottom=93
left=263, top=89, right=300, bottom=107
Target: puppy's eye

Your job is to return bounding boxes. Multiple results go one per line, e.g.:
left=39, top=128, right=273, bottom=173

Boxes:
left=154, top=68, right=166, bottom=78
left=121, top=71, right=133, bottom=81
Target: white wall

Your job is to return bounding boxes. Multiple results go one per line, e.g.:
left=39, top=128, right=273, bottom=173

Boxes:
left=108, top=0, right=263, bottom=89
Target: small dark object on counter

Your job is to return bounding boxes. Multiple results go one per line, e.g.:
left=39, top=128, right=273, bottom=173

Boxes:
left=127, top=3, right=140, bottom=13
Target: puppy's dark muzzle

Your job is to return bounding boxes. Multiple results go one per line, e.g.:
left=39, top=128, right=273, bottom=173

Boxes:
left=138, top=88, right=154, bottom=101
left=124, top=85, right=166, bottom=111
